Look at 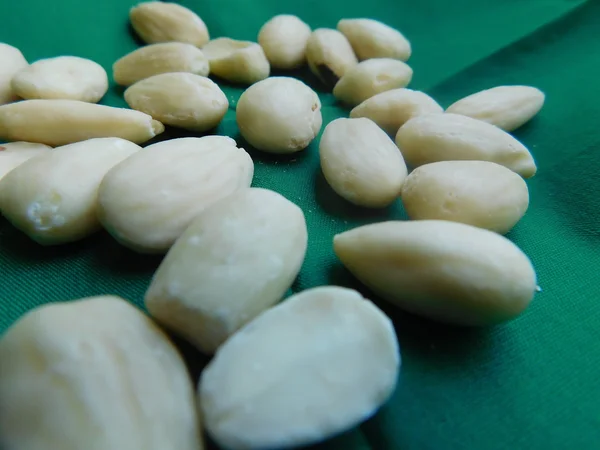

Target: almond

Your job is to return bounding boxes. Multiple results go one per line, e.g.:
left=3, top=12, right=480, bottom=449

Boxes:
left=97, top=136, right=254, bottom=253
left=202, top=38, right=270, bottom=85
left=145, top=187, right=308, bottom=354
left=446, top=85, right=545, bottom=131
left=113, top=42, right=209, bottom=86
left=258, top=15, right=312, bottom=69
left=0, top=142, right=52, bottom=184
left=11, top=56, right=108, bottom=103
left=305, top=28, right=358, bottom=88
left=0, top=138, right=140, bottom=245
left=199, top=286, right=399, bottom=450
left=125, top=72, right=228, bottom=132
left=334, top=220, right=537, bottom=325
left=130, top=1, right=209, bottom=47
left=395, top=113, right=537, bottom=177
left=0, top=43, right=28, bottom=105
left=320, top=117, right=407, bottom=207
left=337, top=18, right=411, bottom=61
left=0, top=99, right=164, bottom=146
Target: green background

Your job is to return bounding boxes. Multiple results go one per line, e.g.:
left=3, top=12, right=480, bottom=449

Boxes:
left=1, top=0, right=599, bottom=448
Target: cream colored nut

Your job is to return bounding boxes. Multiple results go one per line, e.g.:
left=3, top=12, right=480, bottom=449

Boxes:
left=98, top=136, right=253, bottom=254
left=401, top=161, right=529, bottom=234
left=334, top=220, right=537, bottom=326
left=0, top=43, right=27, bottom=105
left=113, top=42, right=209, bottom=86
left=199, top=286, right=399, bottom=450
left=333, top=58, right=412, bottom=106
left=236, top=77, right=322, bottom=153
left=320, top=118, right=407, bottom=208
left=446, top=85, right=545, bottom=132
left=130, top=1, right=209, bottom=47
left=0, top=138, right=140, bottom=245
left=395, top=113, right=537, bottom=177
left=11, top=56, right=108, bottom=103
left=337, top=18, right=411, bottom=61
left=0, top=142, right=51, bottom=183
left=146, top=187, right=308, bottom=354
left=125, top=72, right=228, bottom=132
left=0, top=99, right=164, bottom=146
left=202, top=38, right=270, bottom=85
left=350, top=88, right=443, bottom=136
left=305, top=28, right=358, bottom=87
left=258, top=15, right=311, bottom=69
left=0, top=295, right=203, bottom=450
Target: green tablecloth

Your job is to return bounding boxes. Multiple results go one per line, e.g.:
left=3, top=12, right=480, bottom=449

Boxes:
left=1, top=0, right=599, bottom=448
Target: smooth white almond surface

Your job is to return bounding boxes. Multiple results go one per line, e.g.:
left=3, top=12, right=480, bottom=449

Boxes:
left=0, top=43, right=28, bottom=105
left=395, top=113, right=537, bottom=177
left=0, top=138, right=140, bottom=245
left=337, top=18, right=411, bottom=61
left=0, top=295, right=203, bottom=450
left=320, top=117, right=407, bottom=207
left=305, top=28, right=358, bottom=87
left=446, top=85, right=545, bottom=131
left=0, top=142, right=52, bottom=183
left=258, top=15, right=312, bottom=69
left=334, top=220, right=537, bottom=326
left=146, top=187, right=308, bottom=354
left=97, top=136, right=254, bottom=254
left=202, top=38, right=270, bottom=85
left=350, top=88, right=443, bottom=136
left=11, top=56, right=108, bottom=103
left=199, top=286, right=400, bottom=450
left=0, top=99, right=164, bottom=146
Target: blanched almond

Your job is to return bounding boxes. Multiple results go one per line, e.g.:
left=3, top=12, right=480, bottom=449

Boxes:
left=401, top=161, right=529, bottom=234
left=130, top=1, right=209, bottom=47
left=236, top=77, right=322, bottom=153
left=395, top=113, right=537, bottom=177
left=446, top=85, right=545, bottom=131
left=202, top=38, right=270, bottom=85
left=0, top=99, right=164, bottom=146
left=146, top=187, right=308, bottom=354
left=0, top=138, right=140, bottom=245
left=350, top=88, right=443, bottom=136
left=125, top=72, right=228, bottom=132
left=337, top=18, right=411, bottom=61
left=258, top=15, right=311, bottom=69
left=334, top=220, right=537, bottom=326
left=97, top=136, right=254, bottom=254
left=0, top=295, right=202, bottom=450
left=199, top=286, right=399, bottom=450
left=0, top=43, right=28, bottom=105
left=305, top=28, right=358, bottom=88
left=113, top=42, right=209, bottom=86
left=0, top=142, right=52, bottom=183
left=11, top=56, right=108, bottom=103
left=320, top=118, right=407, bottom=207
left=333, top=58, right=412, bottom=106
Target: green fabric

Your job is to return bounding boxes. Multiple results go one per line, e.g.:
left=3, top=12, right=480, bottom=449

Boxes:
left=1, top=0, right=599, bottom=448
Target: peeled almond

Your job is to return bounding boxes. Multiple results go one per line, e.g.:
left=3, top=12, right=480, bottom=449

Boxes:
left=337, top=18, right=411, bottom=61
left=202, top=38, right=270, bottom=85
left=305, top=28, right=358, bottom=88
left=0, top=43, right=28, bottom=105
left=0, top=142, right=52, bottom=183
left=258, top=15, right=312, bottom=69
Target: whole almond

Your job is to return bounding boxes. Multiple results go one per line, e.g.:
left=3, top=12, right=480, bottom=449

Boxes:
left=146, top=187, right=308, bottom=354
left=202, top=38, right=270, bottom=85
left=130, top=1, right=209, bottom=47
left=125, top=72, right=228, bottom=132
left=0, top=142, right=52, bottom=183
left=0, top=296, right=202, bottom=450
left=320, top=118, right=407, bottom=208
left=401, top=161, right=529, bottom=234
left=113, top=42, right=209, bottom=86
left=199, top=286, right=399, bottom=450
left=236, top=77, right=322, bottom=153
left=0, top=43, right=28, bottom=105
left=350, top=88, right=443, bottom=136
left=0, top=138, right=140, bottom=245
left=305, top=28, right=358, bottom=88
left=258, top=15, right=312, bottom=69
left=337, top=18, right=411, bottom=61
left=97, top=136, right=254, bottom=253
left=333, top=58, right=413, bottom=106
left=395, top=113, right=537, bottom=177
left=334, top=220, right=537, bottom=326
left=11, top=56, right=108, bottom=103
left=446, top=85, right=545, bottom=131
left=0, top=99, right=164, bottom=146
